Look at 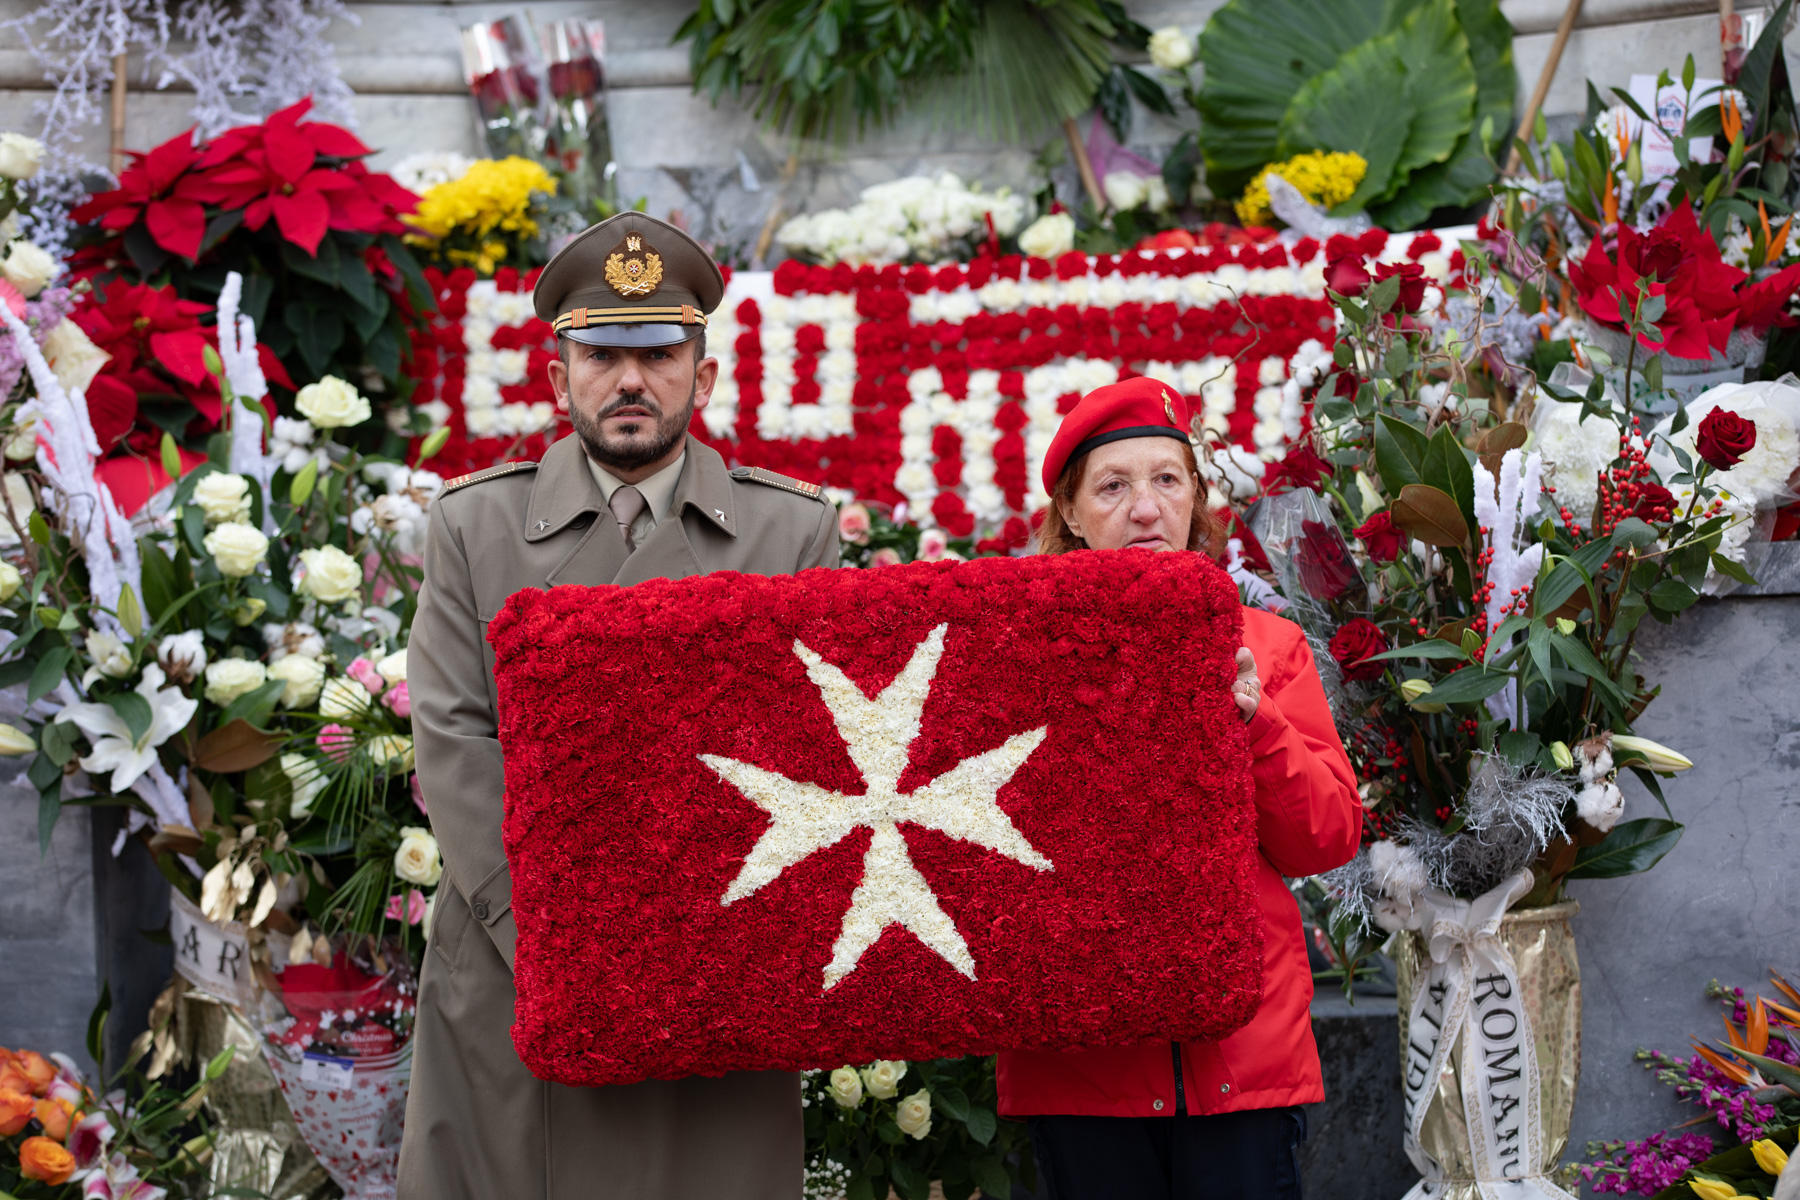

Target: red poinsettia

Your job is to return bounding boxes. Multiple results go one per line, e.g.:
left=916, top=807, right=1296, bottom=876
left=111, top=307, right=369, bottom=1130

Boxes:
left=68, top=132, right=209, bottom=260
left=72, top=97, right=417, bottom=261
left=1571, top=204, right=1800, bottom=360
left=72, top=279, right=293, bottom=442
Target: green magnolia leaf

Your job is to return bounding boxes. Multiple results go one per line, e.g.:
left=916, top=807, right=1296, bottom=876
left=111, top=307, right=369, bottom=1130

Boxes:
left=970, top=1155, right=1012, bottom=1199
left=1567, top=818, right=1683, bottom=879
left=1421, top=423, right=1477, bottom=534
left=27, top=646, right=71, bottom=705
left=1374, top=414, right=1429, bottom=494
left=1195, top=0, right=1395, bottom=197
left=1276, top=29, right=1413, bottom=209
left=964, top=1104, right=998, bottom=1145
left=1357, top=639, right=1469, bottom=663
left=1413, top=666, right=1510, bottom=704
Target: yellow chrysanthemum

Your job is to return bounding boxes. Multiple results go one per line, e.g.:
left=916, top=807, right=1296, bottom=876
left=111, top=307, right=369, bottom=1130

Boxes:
left=406, top=156, right=557, bottom=258
left=1235, top=151, right=1368, bottom=227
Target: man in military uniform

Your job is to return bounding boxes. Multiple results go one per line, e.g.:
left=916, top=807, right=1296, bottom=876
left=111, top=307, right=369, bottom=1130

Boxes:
left=398, top=213, right=836, bottom=1200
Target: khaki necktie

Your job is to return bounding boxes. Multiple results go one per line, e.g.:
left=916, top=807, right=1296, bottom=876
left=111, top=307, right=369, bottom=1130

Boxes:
left=609, top=484, right=647, bottom=552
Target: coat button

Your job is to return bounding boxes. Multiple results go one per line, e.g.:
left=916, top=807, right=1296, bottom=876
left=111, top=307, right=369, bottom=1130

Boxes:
left=1152, top=1100, right=1164, bottom=1111
left=473, top=901, right=490, bottom=921
left=1220, top=1083, right=1230, bottom=1093
left=730, top=466, right=752, bottom=478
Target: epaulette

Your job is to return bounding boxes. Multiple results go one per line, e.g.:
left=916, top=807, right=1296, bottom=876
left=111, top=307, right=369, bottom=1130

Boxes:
left=442, top=461, right=539, bottom=494
left=728, top=465, right=827, bottom=501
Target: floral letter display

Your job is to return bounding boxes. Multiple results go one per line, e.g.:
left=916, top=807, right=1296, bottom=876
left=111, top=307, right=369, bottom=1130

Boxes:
left=488, top=551, right=1264, bottom=1086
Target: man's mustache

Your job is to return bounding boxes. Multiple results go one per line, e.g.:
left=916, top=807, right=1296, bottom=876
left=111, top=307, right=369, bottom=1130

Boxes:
left=598, top=392, right=661, bottom=420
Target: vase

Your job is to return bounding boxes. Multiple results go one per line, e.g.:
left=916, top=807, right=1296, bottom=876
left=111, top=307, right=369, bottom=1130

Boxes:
left=1393, top=897, right=1581, bottom=1199
left=1583, top=321, right=1769, bottom=405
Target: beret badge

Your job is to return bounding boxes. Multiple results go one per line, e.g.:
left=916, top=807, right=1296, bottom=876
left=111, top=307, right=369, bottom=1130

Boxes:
left=604, top=232, right=663, bottom=298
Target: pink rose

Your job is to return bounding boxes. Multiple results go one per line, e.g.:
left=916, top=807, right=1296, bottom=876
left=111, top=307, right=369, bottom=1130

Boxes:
left=317, top=723, right=355, bottom=763
left=410, top=772, right=428, bottom=815
left=838, top=503, right=872, bottom=545
left=381, top=680, right=410, bottom=718
left=917, top=528, right=950, bottom=561
left=385, top=889, right=427, bottom=925
left=347, top=656, right=385, bottom=694
left=871, top=547, right=903, bottom=568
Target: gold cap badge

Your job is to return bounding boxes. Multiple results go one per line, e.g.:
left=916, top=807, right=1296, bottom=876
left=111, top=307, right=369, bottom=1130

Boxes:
left=1162, top=388, right=1179, bottom=426
left=604, top=233, right=664, bottom=298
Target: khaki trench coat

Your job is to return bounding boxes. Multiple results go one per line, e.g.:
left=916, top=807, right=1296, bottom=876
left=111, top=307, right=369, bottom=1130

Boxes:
left=397, top=434, right=839, bottom=1200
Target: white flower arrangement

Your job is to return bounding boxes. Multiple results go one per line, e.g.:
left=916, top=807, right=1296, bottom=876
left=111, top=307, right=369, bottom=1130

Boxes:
left=777, top=173, right=1027, bottom=267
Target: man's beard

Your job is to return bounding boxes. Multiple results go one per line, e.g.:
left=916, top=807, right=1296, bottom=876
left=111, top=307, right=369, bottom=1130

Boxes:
left=572, top=377, right=695, bottom=471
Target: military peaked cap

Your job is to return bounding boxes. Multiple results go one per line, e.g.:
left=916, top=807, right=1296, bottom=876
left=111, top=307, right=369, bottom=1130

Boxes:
left=533, top=212, right=725, bottom=348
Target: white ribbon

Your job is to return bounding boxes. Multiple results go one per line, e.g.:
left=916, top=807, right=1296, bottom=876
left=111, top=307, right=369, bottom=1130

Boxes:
left=215, top=272, right=278, bottom=534
left=1400, top=870, right=1573, bottom=1200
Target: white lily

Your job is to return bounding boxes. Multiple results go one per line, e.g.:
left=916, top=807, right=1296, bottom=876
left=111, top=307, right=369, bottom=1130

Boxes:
left=61, top=664, right=198, bottom=794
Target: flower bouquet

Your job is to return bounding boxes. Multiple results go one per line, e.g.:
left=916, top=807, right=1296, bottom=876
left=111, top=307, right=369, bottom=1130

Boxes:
left=1582, top=972, right=1800, bottom=1196
left=804, top=1058, right=1034, bottom=1200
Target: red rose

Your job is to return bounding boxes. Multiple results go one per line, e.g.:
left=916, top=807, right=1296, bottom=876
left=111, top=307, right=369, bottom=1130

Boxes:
left=1329, top=618, right=1389, bottom=682
left=1632, top=483, right=1675, bottom=522
left=1373, top=261, right=1427, bottom=313
left=1353, top=510, right=1403, bottom=561
left=1267, top=445, right=1334, bottom=493
left=1695, top=407, right=1757, bottom=470
left=1325, top=252, right=1371, bottom=297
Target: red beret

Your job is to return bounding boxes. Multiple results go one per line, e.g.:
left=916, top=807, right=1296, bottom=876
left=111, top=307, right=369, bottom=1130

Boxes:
left=1041, top=376, right=1195, bottom=494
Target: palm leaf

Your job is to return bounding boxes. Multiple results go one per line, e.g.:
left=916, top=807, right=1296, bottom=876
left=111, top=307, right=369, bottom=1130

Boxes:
left=1195, top=0, right=1408, bottom=197
left=931, top=0, right=1117, bottom=143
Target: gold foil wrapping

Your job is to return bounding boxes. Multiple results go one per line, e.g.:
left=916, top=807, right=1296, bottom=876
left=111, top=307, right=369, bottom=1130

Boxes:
left=1394, top=900, right=1582, bottom=1196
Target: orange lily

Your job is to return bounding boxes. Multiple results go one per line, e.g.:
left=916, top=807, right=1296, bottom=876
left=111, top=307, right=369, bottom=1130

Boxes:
left=1772, top=971, right=1800, bottom=1007
left=1693, top=1042, right=1752, bottom=1085
left=1723, top=93, right=1744, bottom=145
left=1724, top=1015, right=1747, bottom=1050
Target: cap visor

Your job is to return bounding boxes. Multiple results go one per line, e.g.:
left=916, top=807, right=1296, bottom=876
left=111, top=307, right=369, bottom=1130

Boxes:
left=563, top=323, right=700, bottom=348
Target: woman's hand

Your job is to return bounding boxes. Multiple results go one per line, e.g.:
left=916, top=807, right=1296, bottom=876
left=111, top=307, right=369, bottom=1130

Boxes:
left=1232, top=647, right=1261, bottom=722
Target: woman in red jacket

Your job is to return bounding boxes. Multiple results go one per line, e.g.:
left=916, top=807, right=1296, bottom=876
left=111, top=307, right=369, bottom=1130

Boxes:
left=999, top=377, right=1362, bottom=1199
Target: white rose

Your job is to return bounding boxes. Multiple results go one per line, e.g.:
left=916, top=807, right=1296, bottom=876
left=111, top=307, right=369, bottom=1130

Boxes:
left=319, top=674, right=372, bottom=718
left=860, top=1060, right=906, bottom=1100
left=827, top=1066, right=863, bottom=1108
left=298, top=545, right=362, bottom=602
left=1103, top=171, right=1149, bottom=212
left=294, top=375, right=372, bottom=429
left=203, top=658, right=267, bottom=706
left=192, top=472, right=253, bottom=525
left=203, top=522, right=269, bottom=577
left=1144, top=175, right=1171, bottom=213
left=1147, top=26, right=1194, bottom=70
left=376, top=648, right=407, bottom=687
left=368, top=734, right=414, bottom=774
left=268, top=654, right=326, bottom=708
left=280, top=752, right=328, bottom=817
left=394, top=825, right=443, bottom=886
left=157, top=630, right=207, bottom=683
left=1017, top=212, right=1075, bottom=259
left=1, top=240, right=55, bottom=298
left=0, top=559, right=21, bottom=603
left=894, top=1088, right=933, bottom=1139
left=41, top=320, right=108, bottom=398
left=0, top=133, right=45, bottom=181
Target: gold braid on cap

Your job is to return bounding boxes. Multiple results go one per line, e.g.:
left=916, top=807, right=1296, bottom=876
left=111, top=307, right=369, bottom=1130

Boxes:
left=553, top=305, right=709, bottom=333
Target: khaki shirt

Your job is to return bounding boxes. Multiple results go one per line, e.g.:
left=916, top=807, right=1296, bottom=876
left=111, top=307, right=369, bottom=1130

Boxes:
left=587, top=451, right=685, bottom=546
left=399, top=433, right=837, bottom=1200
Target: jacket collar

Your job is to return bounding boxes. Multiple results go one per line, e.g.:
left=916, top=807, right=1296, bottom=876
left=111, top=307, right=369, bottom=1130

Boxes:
left=524, top=434, right=737, bottom=543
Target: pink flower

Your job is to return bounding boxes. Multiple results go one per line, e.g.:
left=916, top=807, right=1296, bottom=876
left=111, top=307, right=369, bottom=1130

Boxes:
left=917, top=528, right=950, bottom=561
left=837, top=503, right=872, bottom=545
left=317, top=723, right=355, bottom=763
left=0, top=279, right=26, bottom=320
left=347, top=656, right=385, bottom=694
left=67, top=1111, right=112, bottom=1174
left=410, top=772, right=427, bottom=815
left=385, top=888, right=427, bottom=925
left=870, top=547, right=903, bottom=568
left=380, top=679, right=410, bottom=718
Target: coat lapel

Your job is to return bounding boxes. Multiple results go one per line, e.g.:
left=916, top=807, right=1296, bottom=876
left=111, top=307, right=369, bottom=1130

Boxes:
left=530, top=438, right=631, bottom=588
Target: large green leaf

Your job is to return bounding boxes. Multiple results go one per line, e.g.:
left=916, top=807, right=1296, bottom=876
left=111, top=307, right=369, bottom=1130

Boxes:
left=1196, top=0, right=1402, bottom=197
left=1566, top=818, right=1684, bottom=879
left=932, top=0, right=1115, bottom=142
left=1276, top=29, right=1415, bottom=209
left=1373, top=0, right=1513, bottom=227
left=1384, top=0, right=1477, bottom=196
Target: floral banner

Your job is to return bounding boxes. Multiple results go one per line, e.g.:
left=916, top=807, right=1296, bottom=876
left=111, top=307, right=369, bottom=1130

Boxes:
left=489, top=552, right=1263, bottom=1087
left=402, top=231, right=1458, bottom=539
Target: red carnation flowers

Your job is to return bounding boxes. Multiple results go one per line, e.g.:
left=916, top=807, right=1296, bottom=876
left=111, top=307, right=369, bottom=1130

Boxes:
left=1571, top=204, right=1800, bottom=361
